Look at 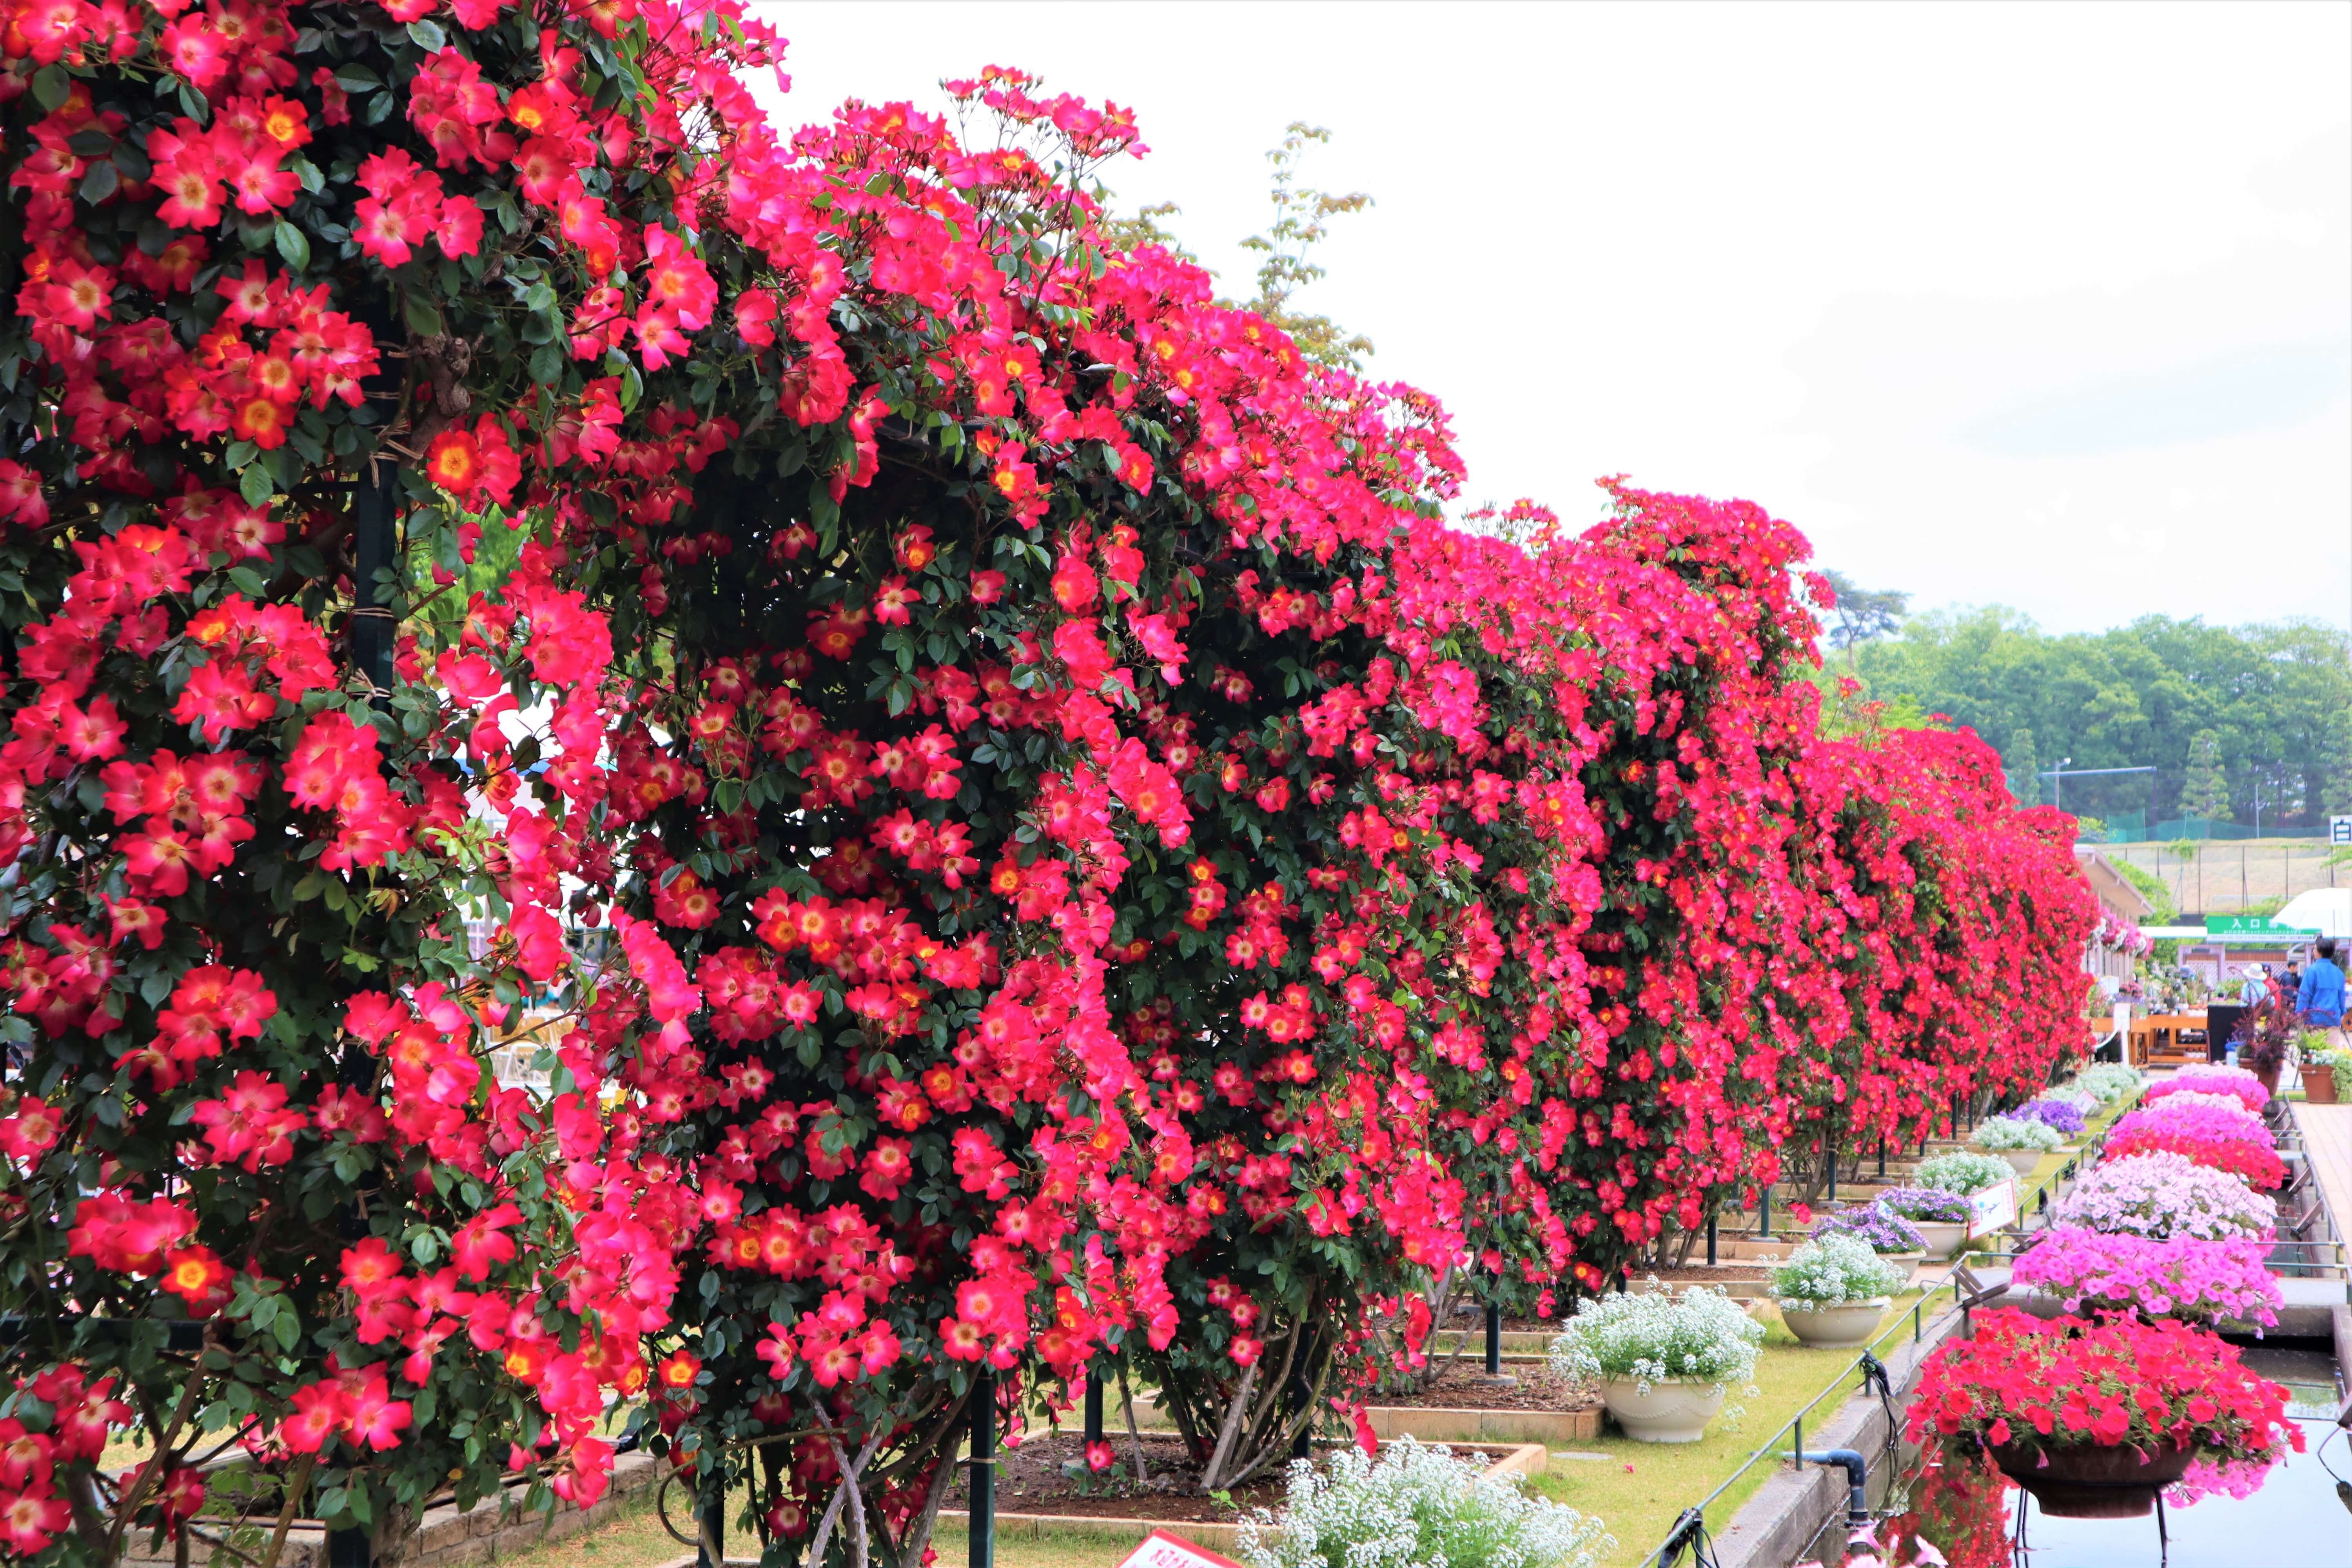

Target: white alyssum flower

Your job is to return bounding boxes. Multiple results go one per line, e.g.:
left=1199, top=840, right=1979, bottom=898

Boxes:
left=1236, top=1438, right=1610, bottom=1568
left=1972, top=1115, right=2062, bottom=1153
left=2071, top=1063, right=2145, bottom=1106
left=1771, top=1232, right=1906, bottom=1311
left=1915, top=1151, right=2014, bottom=1195
left=1546, top=1284, right=1763, bottom=1396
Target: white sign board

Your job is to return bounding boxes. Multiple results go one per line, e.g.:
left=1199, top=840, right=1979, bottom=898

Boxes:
left=2332, top=815, right=2352, bottom=847
left=1118, top=1531, right=1246, bottom=1568
left=1965, top=1177, right=2018, bottom=1239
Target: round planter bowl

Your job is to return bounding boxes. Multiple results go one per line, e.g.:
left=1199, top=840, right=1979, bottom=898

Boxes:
left=1991, top=1148, right=2046, bottom=1177
left=1989, top=1440, right=2195, bottom=1519
left=1779, top=1298, right=1890, bottom=1349
left=1878, top=1249, right=1926, bottom=1269
left=2303, top=1066, right=2340, bottom=1105
left=1910, top=1221, right=1968, bottom=1261
left=1600, top=1376, right=1725, bottom=1444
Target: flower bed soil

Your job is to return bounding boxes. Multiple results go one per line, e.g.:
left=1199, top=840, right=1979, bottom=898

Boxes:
left=944, top=1432, right=1519, bottom=1521
left=1370, top=1363, right=1601, bottom=1412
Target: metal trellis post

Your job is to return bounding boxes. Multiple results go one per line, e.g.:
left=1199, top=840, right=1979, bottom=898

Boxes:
left=969, top=1370, right=995, bottom=1568
left=351, top=459, right=399, bottom=701
left=1485, top=1301, right=1501, bottom=1376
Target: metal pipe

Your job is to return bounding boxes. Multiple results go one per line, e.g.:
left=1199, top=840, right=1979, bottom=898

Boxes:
left=1485, top=1301, right=1501, bottom=1376
left=1798, top=1448, right=1871, bottom=1525
left=1706, top=1215, right=1718, bottom=1266
left=1084, top=1370, right=1103, bottom=1448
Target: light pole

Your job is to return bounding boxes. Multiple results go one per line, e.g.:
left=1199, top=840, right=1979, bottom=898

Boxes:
left=2037, top=764, right=2158, bottom=825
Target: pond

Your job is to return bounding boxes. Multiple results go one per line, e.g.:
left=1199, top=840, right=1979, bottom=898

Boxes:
left=1884, top=1347, right=2348, bottom=1568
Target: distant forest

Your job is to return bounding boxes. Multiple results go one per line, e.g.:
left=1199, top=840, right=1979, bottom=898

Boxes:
left=1819, top=584, right=2352, bottom=837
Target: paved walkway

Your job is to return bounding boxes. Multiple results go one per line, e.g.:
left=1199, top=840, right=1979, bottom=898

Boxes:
left=2288, top=1100, right=2352, bottom=1272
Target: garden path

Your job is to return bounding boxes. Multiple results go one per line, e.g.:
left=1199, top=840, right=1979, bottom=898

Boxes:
left=2288, top=1100, right=2352, bottom=1273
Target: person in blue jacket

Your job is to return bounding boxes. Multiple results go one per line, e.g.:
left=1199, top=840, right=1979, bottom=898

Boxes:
left=2296, top=937, right=2347, bottom=1049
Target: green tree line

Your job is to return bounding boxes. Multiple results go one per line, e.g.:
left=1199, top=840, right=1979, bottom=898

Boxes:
left=1845, top=606, right=2352, bottom=833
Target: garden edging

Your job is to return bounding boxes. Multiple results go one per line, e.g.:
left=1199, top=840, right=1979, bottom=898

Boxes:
left=933, top=1442, right=1550, bottom=1550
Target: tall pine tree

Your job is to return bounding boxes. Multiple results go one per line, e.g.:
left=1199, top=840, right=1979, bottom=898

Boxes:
left=2180, top=728, right=2233, bottom=821
left=2007, top=726, right=2040, bottom=806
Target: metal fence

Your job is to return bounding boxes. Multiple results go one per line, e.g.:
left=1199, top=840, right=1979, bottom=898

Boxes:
left=2100, top=838, right=2345, bottom=915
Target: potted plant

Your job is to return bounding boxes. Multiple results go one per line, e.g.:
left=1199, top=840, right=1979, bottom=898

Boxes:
left=1236, top=1437, right=1612, bottom=1568
left=2070, top=1062, right=2145, bottom=1109
left=1770, top=1234, right=1905, bottom=1348
left=2049, top=1150, right=2276, bottom=1242
left=1907, top=1308, right=2298, bottom=1518
left=1915, top=1150, right=2016, bottom=1197
left=2011, top=1227, right=2282, bottom=1328
left=1875, top=1187, right=1975, bottom=1262
left=2143, top=1063, right=2268, bottom=1116
left=2103, top=1101, right=2287, bottom=1190
left=2016, top=1096, right=2087, bottom=1147
left=2228, top=991, right=2292, bottom=1101
left=1811, top=1203, right=1926, bottom=1266
left=2298, top=1030, right=2340, bottom=1103
left=1548, top=1285, right=1762, bottom=1444
left=1971, top=1114, right=2061, bottom=1176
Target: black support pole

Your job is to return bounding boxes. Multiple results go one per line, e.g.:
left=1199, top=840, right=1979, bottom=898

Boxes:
left=1083, top=1368, right=1103, bottom=1448
left=1484, top=1301, right=1501, bottom=1376
left=969, top=1371, right=995, bottom=1568
left=1878, top=1141, right=1887, bottom=1180
left=327, top=1529, right=370, bottom=1568
left=350, top=460, right=399, bottom=700
left=1759, top=1187, right=1772, bottom=1241
left=1706, top=1214, right=1718, bottom=1266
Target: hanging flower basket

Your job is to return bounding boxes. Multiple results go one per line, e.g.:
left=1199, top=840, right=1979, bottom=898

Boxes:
left=1907, top=1308, right=2301, bottom=1523
left=1988, top=1439, right=2196, bottom=1518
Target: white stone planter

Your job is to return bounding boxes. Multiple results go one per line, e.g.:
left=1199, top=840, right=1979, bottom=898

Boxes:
left=1990, top=1148, right=2046, bottom=1176
left=1911, top=1221, right=1968, bottom=1261
left=1600, top=1376, right=1726, bottom=1443
left=1778, top=1298, right=1891, bottom=1349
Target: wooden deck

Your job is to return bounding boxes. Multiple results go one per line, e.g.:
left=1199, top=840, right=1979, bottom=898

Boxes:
left=2288, top=1100, right=2352, bottom=1270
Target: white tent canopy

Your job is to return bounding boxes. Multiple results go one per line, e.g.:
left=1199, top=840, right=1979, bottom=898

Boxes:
left=2274, top=888, right=2352, bottom=940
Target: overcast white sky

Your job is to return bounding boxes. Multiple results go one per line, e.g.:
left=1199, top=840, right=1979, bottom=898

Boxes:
left=745, top=1, right=2352, bottom=638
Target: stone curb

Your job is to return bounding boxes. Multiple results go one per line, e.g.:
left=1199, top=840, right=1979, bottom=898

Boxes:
left=933, top=1441, right=1549, bottom=1549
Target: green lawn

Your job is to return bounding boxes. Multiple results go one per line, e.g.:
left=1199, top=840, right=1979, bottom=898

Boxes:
left=1531, top=1291, right=1946, bottom=1568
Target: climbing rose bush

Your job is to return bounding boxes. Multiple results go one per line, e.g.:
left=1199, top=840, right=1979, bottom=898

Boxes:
left=0, top=0, right=2103, bottom=1552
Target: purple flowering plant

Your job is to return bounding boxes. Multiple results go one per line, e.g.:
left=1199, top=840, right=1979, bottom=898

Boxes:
left=1813, top=1204, right=1928, bottom=1254
left=2013, top=1227, right=2282, bottom=1327
left=1873, top=1187, right=1972, bottom=1225
left=2018, top=1098, right=2087, bottom=1139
